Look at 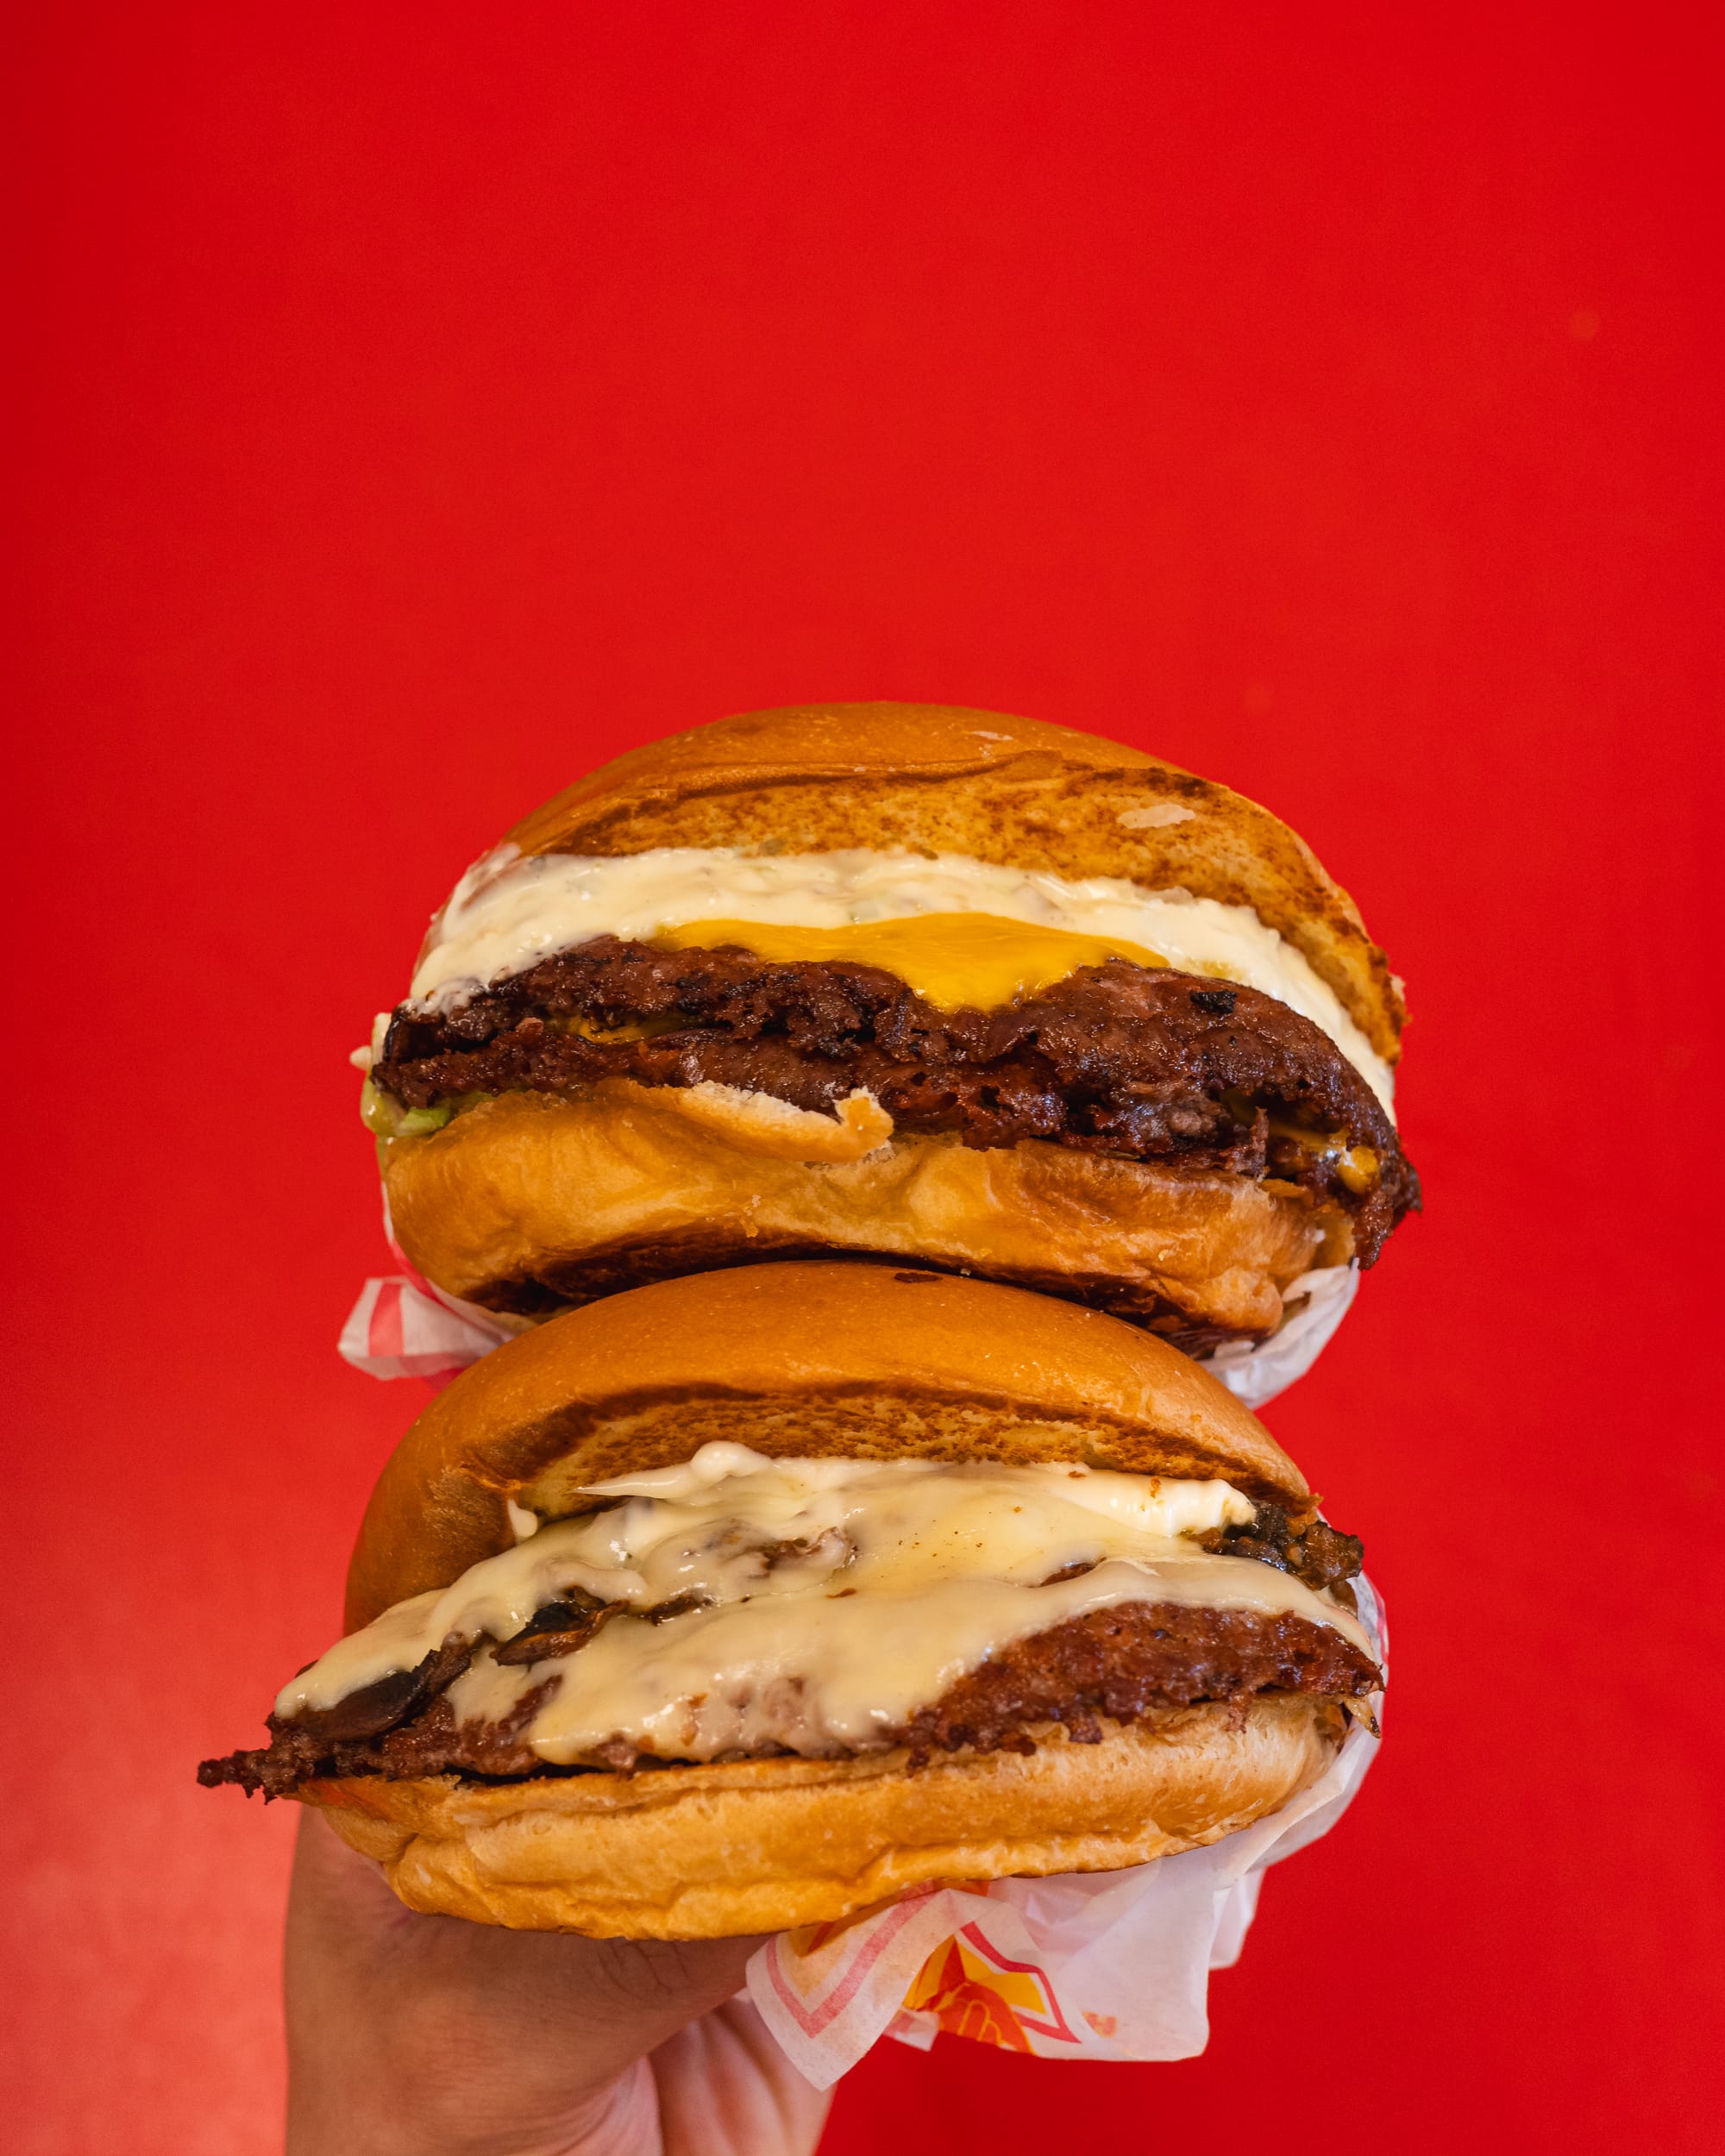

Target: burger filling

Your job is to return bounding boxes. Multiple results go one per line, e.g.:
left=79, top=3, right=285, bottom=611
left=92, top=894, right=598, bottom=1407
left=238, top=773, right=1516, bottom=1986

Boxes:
left=405, top=845, right=1397, bottom=1108
left=358, top=851, right=1416, bottom=1347
left=369, top=938, right=1414, bottom=1266
left=200, top=1445, right=1380, bottom=1798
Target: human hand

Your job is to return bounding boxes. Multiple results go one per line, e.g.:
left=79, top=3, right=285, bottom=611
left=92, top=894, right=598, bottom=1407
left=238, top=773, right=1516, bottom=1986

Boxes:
left=285, top=1809, right=833, bottom=2156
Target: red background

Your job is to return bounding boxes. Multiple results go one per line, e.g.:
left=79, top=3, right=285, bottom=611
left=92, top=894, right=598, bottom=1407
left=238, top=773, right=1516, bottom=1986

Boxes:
left=8, top=6, right=1722, bottom=2150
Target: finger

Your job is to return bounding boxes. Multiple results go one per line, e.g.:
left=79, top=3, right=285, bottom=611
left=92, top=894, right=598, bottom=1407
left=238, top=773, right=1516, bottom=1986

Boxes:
left=652, top=1996, right=834, bottom=2156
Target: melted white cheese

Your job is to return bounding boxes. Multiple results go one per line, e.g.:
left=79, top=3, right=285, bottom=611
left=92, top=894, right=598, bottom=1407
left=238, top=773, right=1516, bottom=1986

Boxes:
left=407, top=845, right=1395, bottom=1113
left=279, top=1446, right=1370, bottom=1764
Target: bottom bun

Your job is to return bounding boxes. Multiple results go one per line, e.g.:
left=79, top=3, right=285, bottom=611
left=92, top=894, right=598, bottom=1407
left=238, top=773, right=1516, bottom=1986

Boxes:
left=304, top=1695, right=1345, bottom=1939
left=383, top=1082, right=1347, bottom=1339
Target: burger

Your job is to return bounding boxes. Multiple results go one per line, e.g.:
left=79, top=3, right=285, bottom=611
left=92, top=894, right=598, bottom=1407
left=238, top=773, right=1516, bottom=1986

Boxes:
left=357, top=705, right=1417, bottom=1401
left=201, top=1263, right=1383, bottom=1938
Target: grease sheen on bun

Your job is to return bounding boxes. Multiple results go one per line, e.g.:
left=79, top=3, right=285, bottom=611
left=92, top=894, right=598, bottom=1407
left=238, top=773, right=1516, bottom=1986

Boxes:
left=343, top=1261, right=1314, bottom=1631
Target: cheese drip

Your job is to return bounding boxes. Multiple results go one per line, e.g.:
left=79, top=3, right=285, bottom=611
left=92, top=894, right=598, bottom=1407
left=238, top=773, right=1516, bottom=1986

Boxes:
left=281, top=1446, right=1370, bottom=1765
left=408, top=845, right=1396, bottom=1114
left=653, top=914, right=1165, bottom=1012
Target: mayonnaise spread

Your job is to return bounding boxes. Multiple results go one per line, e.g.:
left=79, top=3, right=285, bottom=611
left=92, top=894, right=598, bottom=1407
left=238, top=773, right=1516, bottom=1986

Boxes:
left=279, top=1445, right=1370, bottom=1764
left=407, top=846, right=1394, bottom=1114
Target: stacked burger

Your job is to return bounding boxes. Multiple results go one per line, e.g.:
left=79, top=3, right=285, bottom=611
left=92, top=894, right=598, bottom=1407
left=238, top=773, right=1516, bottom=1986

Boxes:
left=203, top=705, right=1414, bottom=1938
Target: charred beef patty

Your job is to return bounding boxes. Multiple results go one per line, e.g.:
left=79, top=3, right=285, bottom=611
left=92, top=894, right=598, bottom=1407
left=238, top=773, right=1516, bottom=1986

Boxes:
left=374, top=943, right=1417, bottom=1260
left=198, top=1510, right=1376, bottom=1798
left=199, top=1605, right=1378, bottom=1796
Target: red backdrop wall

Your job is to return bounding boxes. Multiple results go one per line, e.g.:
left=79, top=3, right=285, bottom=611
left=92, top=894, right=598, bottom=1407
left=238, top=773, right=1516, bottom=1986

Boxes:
left=8, top=6, right=1722, bottom=2150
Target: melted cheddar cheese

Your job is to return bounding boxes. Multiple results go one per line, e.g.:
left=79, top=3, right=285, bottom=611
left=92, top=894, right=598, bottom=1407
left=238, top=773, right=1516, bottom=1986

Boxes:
left=406, top=843, right=1397, bottom=1113
left=653, top=912, right=1165, bottom=1012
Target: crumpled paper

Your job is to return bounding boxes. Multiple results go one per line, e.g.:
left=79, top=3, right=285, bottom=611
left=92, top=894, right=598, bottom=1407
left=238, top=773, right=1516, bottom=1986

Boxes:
left=743, top=1578, right=1384, bottom=2086
left=336, top=1193, right=1359, bottom=1409
left=1204, top=1263, right=1358, bottom=1408
left=336, top=1267, right=522, bottom=1382
left=336, top=1196, right=528, bottom=1382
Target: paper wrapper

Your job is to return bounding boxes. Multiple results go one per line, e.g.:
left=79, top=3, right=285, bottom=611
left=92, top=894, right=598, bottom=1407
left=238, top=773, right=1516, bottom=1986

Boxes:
left=336, top=1197, right=529, bottom=1383
left=1202, top=1263, right=1357, bottom=1408
left=745, top=1577, right=1384, bottom=2087
left=337, top=1195, right=1359, bottom=1408
left=337, top=1267, right=523, bottom=1382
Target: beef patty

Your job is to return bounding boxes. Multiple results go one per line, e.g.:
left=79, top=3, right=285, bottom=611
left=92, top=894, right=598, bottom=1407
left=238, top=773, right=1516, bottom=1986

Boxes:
left=198, top=1510, right=1376, bottom=1798
left=373, top=943, right=1418, bottom=1263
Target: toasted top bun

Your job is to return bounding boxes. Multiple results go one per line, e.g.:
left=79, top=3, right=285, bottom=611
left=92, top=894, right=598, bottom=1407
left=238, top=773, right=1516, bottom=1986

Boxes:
left=345, top=1261, right=1311, bottom=1630
left=502, top=704, right=1404, bottom=1062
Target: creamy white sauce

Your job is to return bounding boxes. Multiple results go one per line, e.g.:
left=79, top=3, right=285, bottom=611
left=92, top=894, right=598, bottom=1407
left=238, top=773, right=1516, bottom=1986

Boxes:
left=279, top=1445, right=1370, bottom=1764
left=408, top=845, right=1395, bottom=1113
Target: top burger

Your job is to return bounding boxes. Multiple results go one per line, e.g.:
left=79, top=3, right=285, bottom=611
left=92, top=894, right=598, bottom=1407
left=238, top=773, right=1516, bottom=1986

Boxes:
left=361, top=704, right=1418, bottom=1394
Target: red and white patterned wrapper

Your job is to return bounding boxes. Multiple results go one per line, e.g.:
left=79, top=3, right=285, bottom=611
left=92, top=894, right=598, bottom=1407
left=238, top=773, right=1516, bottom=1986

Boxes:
left=336, top=1198, right=527, bottom=1385
left=744, top=1579, right=1384, bottom=2087
left=337, top=1269, right=518, bottom=1383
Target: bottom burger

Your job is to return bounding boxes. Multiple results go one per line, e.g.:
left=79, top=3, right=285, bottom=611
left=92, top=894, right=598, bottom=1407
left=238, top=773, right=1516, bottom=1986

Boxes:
left=201, top=1263, right=1382, bottom=1938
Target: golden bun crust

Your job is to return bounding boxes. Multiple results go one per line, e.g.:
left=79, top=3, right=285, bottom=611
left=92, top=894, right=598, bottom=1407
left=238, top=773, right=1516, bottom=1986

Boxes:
left=345, top=1258, right=1311, bottom=1630
left=502, top=704, right=1403, bottom=1062
left=304, top=1696, right=1343, bottom=1938
left=385, top=1081, right=1344, bottom=1341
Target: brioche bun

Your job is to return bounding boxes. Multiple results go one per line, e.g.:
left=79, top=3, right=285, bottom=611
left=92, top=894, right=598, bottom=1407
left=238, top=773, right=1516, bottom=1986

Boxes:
left=304, top=1697, right=1343, bottom=1938
left=344, top=1260, right=1312, bottom=1631
left=382, top=1081, right=1348, bottom=1338
left=499, top=703, right=1404, bottom=1061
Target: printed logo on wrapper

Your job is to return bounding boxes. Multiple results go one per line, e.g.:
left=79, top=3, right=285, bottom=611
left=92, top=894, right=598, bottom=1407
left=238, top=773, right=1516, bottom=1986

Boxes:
left=901, top=1925, right=1083, bottom=2052
left=744, top=1580, right=1385, bottom=2087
